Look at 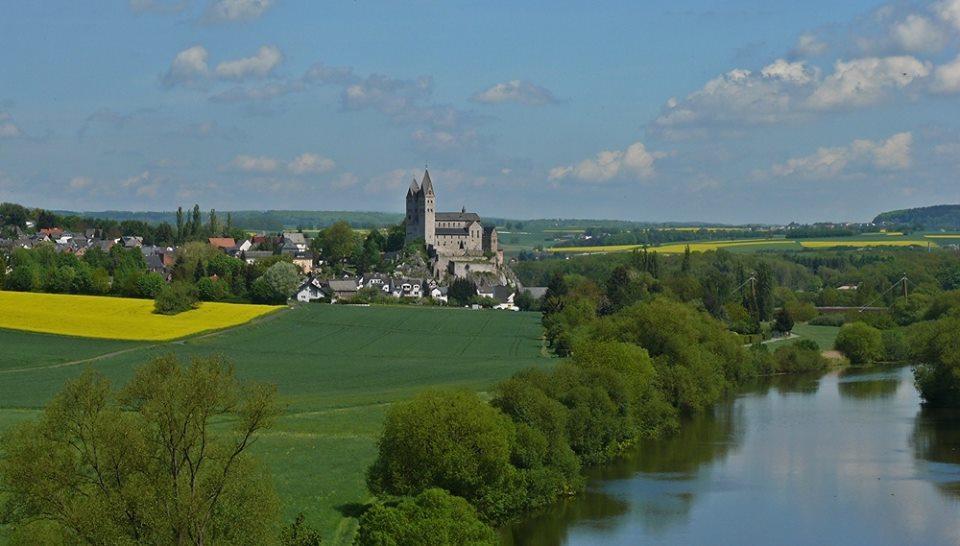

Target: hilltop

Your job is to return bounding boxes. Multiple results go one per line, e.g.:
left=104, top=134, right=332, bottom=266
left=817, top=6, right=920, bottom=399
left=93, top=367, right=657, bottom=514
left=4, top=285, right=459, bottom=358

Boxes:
left=874, top=204, right=960, bottom=229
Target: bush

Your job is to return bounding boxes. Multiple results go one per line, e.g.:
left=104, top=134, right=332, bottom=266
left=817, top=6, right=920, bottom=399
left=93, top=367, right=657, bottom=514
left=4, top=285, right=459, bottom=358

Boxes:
left=153, top=281, right=199, bottom=315
left=809, top=314, right=846, bottom=327
left=911, top=316, right=960, bottom=407
left=834, top=322, right=884, bottom=365
left=784, top=300, right=818, bottom=322
left=773, top=308, right=795, bottom=334
left=356, top=489, right=496, bottom=546
left=197, top=276, right=230, bottom=301
left=136, top=271, right=166, bottom=299
left=772, top=340, right=828, bottom=373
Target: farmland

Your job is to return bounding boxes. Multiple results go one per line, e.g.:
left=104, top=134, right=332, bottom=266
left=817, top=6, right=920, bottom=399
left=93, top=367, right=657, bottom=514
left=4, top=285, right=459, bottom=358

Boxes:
left=0, top=291, right=281, bottom=341
left=0, top=303, right=551, bottom=543
left=546, top=235, right=938, bottom=255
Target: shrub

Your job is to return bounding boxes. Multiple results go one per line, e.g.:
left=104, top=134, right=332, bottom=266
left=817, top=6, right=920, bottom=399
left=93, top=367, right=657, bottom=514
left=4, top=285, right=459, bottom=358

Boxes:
left=809, top=314, right=846, bottom=327
left=356, top=489, right=496, bottom=546
left=135, top=271, right=166, bottom=299
left=197, top=276, right=230, bottom=301
left=911, top=316, right=960, bottom=407
left=834, top=322, right=884, bottom=365
left=773, top=308, right=795, bottom=334
left=772, top=340, right=828, bottom=373
left=784, top=300, right=818, bottom=322
left=153, top=281, right=199, bottom=315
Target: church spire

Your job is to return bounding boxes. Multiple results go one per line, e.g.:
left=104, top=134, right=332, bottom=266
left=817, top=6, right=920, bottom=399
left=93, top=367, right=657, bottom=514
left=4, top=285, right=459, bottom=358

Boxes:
left=421, top=169, right=434, bottom=196
left=407, top=177, right=420, bottom=196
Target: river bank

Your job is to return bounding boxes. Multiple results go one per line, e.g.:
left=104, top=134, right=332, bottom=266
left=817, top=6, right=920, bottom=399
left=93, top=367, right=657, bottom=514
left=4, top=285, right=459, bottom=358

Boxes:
left=502, top=366, right=960, bottom=545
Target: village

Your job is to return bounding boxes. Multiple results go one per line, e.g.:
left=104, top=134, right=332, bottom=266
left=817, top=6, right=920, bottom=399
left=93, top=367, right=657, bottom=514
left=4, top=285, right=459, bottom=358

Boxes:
left=0, top=171, right=545, bottom=310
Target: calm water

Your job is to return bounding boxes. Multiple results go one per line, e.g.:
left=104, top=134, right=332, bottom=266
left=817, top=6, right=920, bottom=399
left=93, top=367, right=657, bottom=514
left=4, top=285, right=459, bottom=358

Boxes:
left=503, top=367, right=960, bottom=546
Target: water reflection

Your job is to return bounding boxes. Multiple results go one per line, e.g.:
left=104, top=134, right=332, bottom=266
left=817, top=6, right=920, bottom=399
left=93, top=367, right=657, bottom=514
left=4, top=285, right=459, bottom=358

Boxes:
left=502, top=399, right=743, bottom=545
left=912, top=407, right=960, bottom=499
left=506, top=367, right=960, bottom=545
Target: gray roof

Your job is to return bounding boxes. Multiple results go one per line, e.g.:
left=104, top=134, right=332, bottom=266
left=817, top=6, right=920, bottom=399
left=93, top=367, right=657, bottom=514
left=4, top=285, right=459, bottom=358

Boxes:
left=283, top=232, right=307, bottom=245
left=436, top=211, right=481, bottom=222
left=436, top=227, right=469, bottom=236
left=420, top=169, right=434, bottom=195
left=492, top=285, right=514, bottom=303
left=243, top=250, right=274, bottom=260
left=327, top=279, right=358, bottom=292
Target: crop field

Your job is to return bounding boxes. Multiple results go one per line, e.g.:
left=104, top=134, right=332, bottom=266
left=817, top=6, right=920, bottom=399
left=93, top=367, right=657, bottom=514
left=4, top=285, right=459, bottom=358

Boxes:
left=0, top=303, right=550, bottom=544
left=0, top=291, right=281, bottom=341
left=547, top=238, right=796, bottom=254
left=798, top=239, right=934, bottom=249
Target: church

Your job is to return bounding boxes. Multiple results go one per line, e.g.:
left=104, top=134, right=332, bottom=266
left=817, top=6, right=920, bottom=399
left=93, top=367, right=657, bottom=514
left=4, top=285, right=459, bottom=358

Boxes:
left=404, top=169, right=502, bottom=278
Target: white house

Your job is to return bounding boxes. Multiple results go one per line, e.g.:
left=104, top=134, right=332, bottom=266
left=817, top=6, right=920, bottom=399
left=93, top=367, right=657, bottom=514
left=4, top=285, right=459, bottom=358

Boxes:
left=295, top=276, right=326, bottom=302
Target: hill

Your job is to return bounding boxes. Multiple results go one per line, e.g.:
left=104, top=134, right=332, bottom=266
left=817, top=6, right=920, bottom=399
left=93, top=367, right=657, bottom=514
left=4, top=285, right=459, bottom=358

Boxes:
left=873, top=204, right=960, bottom=229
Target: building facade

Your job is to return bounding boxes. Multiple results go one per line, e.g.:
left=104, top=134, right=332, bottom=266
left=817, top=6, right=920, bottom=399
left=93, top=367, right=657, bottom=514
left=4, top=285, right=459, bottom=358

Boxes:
left=405, top=169, right=498, bottom=257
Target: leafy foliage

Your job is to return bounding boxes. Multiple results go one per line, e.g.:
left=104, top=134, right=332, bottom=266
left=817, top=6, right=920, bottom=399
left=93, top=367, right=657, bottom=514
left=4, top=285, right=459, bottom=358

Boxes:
left=154, top=280, right=199, bottom=315
left=356, top=489, right=496, bottom=546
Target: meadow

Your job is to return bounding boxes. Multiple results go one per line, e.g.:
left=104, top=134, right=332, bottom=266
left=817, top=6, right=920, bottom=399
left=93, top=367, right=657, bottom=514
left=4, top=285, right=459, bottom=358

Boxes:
left=0, top=303, right=551, bottom=544
left=0, top=291, right=281, bottom=341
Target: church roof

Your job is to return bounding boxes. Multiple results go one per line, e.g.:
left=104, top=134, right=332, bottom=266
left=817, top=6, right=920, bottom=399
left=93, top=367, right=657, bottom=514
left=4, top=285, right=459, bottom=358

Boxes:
left=406, top=177, right=420, bottom=196
left=436, top=211, right=481, bottom=222
left=436, top=227, right=470, bottom=236
left=421, top=169, right=434, bottom=195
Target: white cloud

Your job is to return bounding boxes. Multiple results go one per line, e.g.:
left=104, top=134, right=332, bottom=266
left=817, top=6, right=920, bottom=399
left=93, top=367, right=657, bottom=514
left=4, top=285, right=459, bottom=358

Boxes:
left=0, top=112, right=22, bottom=138
left=332, top=172, right=359, bottom=189
left=203, top=0, right=275, bottom=23
left=794, top=33, right=828, bottom=57
left=936, top=0, right=960, bottom=31
left=891, top=15, right=947, bottom=53
left=807, top=56, right=930, bottom=109
left=761, top=59, right=819, bottom=85
left=162, top=45, right=209, bottom=87
left=69, top=176, right=92, bottom=190
left=549, top=142, right=665, bottom=183
left=229, top=155, right=279, bottom=173
left=288, top=153, right=335, bottom=174
left=765, top=132, right=912, bottom=179
left=214, top=45, right=283, bottom=80
left=932, top=54, right=960, bottom=93
left=470, top=80, right=557, bottom=105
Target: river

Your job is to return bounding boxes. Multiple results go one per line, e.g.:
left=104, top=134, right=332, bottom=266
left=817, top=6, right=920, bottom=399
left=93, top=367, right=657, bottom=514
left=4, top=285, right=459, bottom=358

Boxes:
left=503, top=366, right=960, bottom=545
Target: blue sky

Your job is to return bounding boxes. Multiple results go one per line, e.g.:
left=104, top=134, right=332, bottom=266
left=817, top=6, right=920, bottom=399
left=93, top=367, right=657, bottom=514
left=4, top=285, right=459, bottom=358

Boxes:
left=1, top=0, right=959, bottom=223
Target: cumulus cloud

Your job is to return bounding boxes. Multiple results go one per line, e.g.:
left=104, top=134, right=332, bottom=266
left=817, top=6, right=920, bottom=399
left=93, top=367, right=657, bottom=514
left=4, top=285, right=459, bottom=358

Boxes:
left=203, top=0, right=275, bottom=23
left=214, top=45, right=282, bottom=80
left=807, top=56, right=930, bottom=109
left=932, top=54, right=960, bottom=93
left=764, top=132, right=912, bottom=179
left=548, top=142, right=665, bottom=183
left=162, top=45, right=209, bottom=87
left=470, top=80, right=557, bottom=105
left=229, top=155, right=279, bottom=173
left=936, top=0, right=960, bottom=30
left=288, top=153, right=335, bottom=174
left=0, top=112, right=22, bottom=138
left=891, top=14, right=948, bottom=53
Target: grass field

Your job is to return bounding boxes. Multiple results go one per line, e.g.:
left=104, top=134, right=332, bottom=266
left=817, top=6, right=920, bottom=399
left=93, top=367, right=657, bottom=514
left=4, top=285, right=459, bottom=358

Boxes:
left=0, top=304, right=551, bottom=544
left=0, top=291, right=281, bottom=341
left=765, top=323, right=841, bottom=350
left=547, top=238, right=795, bottom=254
left=798, top=239, right=934, bottom=249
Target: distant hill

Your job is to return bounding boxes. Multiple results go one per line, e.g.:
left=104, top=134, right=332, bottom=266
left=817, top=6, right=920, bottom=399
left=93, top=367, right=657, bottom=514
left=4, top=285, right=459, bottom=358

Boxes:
left=54, top=210, right=404, bottom=231
left=873, top=205, right=960, bottom=229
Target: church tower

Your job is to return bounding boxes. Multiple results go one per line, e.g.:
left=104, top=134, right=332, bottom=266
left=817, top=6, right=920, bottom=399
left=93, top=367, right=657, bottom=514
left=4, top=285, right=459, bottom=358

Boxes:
left=405, top=177, right=421, bottom=243
left=420, top=169, right=436, bottom=246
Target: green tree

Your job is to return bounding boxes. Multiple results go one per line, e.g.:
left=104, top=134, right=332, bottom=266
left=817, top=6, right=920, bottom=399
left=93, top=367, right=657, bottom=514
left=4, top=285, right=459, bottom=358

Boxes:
left=367, top=390, right=515, bottom=510
left=6, top=263, right=39, bottom=291
left=191, top=204, right=202, bottom=237
left=209, top=208, right=219, bottom=236
left=280, top=513, right=323, bottom=546
left=356, top=489, right=496, bottom=546
left=755, top=261, right=775, bottom=321
left=316, top=221, right=359, bottom=264
left=834, top=321, right=884, bottom=365
left=448, top=278, right=477, bottom=306
left=681, top=244, right=692, bottom=273
left=135, top=271, right=166, bottom=298
left=252, top=261, right=299, bottom=304
left=154, top=281, right=199, bottom=315
left=176, top=206, right=184, bottom=243
left=773, top=307, right=795, bottom=334
left=0, top=355, right=281, bottom=545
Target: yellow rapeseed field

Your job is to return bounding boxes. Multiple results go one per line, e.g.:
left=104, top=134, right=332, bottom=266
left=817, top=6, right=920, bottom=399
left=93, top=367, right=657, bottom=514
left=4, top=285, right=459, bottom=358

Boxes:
left=0, top=291, right=282, bottom=341
left=924, top=234, right=960, bottom=239
left=548, top=239, right=794, bottom=254
left=798, top=240, right=934, bottom=248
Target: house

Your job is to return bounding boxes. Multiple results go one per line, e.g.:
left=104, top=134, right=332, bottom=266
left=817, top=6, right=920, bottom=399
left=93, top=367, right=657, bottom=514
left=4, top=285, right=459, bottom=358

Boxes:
left=291, top=252, right=314, bottom=274
left=327, top=279, right=359, bottom=302
left=208, top=237, right=237, bottom=251
left=235, top=239, right=254, bottom=253
left=429, top=285, right=448, bottom=303
left=295, top=276, right=326, bottom=302
left=241, top=250, right=274, bottom=264
left=121, top=236, right=143, bottom=249
left=491, top=285, right=518, bottom=311
left=362, top=273, right=391, bottom=290
left=389, top=278, right=423, bottom=298
left=282, top=232, right=308, bottom=254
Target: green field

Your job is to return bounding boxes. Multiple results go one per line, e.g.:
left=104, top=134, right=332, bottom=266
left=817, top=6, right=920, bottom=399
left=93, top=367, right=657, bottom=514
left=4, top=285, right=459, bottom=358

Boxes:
left=0, top=304, right=551, bottom=544
left=766, top=323, right=841, bottom=350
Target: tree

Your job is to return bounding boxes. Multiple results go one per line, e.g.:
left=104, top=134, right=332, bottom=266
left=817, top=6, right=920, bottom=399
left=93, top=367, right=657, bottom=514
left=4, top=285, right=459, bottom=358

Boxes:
left=176, top=206, right=184, bottom=243
left=0, top=355, right=281, bottom=545
left=681, top=244, right=692, bottom=274
left=6, top=264, right=39, bottom=291
left=154, top=281, right=199, bottom=315
left=318, top=221, right=359, bottom=264
left=834, top=321, right=884, bottom=365
left=755, top=261, right=774, bottom=321
left=385, top=223, right=406, bottom=252
left=252, top=261, right=299, bottom=304
left=773, top=307, right=795, bottom=334
left=448, top=278, right=477, bottom=306
left=280, top=513, right=323, bottom=546
left=514, top=289, right=537, bottom=312
left=367, top=390, right=514, bottom=508
left=209, top=209, right=219, bottom=236
left=356, top=489, right=496, bottom=546
left=0, top=202, right=29, bottom=228
left=135, top=271, right=166, bottom=298
left=191, top=204, right=202, bottom=237
left=155, top=221, right=175, bottom=245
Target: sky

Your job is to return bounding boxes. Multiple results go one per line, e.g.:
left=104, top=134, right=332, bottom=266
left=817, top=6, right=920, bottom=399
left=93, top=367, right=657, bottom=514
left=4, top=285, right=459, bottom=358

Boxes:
left=1, top=0, right=960, bottom=223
